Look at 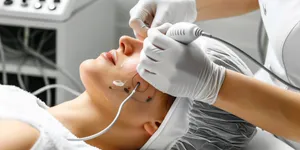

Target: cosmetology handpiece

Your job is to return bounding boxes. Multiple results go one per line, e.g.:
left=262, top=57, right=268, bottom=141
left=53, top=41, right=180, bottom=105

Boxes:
left=166, top=22, right=300, bottom=91
left=67, top=82, right=141, bottom=141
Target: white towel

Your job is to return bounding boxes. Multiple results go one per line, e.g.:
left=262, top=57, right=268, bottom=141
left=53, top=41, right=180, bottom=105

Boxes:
left=0, top=85, right=99, bottom=150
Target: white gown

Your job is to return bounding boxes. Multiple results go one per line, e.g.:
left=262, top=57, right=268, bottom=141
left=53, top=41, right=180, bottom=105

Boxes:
left=0, top=85, right=99, bottom=150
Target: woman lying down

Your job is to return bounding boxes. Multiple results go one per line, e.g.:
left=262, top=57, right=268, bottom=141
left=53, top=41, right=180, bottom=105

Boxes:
left=0, top=36, right=290, bottom=150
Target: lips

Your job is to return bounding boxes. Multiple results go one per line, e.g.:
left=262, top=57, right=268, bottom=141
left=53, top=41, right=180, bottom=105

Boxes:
left=103, top=50, right=117, bottom=65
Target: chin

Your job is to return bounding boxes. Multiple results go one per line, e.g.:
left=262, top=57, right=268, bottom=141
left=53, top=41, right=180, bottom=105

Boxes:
left=80, top=59, right=103, bottom=75
left=79, top=59, right=110, bottom=98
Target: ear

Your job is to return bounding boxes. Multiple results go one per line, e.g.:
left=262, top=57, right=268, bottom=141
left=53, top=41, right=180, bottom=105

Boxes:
left=143, top=121, right=162, bottom=136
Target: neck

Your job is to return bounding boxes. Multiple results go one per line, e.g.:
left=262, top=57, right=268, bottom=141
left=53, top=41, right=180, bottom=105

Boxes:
left=48, top=92, right=148, bottom=150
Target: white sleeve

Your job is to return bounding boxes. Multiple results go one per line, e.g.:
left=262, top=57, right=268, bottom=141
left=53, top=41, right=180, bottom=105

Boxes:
left=259, top=0, right=300, bottom=88
left=282, top=21, right=300, bottom=89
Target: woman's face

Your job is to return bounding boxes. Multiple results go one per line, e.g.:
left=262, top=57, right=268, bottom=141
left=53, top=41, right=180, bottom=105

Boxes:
left=80, top=36, right=172, bottom=133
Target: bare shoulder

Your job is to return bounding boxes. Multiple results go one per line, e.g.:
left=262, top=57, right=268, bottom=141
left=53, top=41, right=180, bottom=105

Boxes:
left=0, top=120, right=40, bottom=150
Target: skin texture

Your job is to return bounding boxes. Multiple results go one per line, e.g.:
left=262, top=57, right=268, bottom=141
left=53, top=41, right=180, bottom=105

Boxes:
left=215, top=70, right=300, bottom=142
left=0, top=36, right=174, bottom=150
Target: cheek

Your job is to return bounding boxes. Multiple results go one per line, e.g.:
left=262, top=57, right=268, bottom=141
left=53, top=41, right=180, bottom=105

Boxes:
left=121, top=57, right=139, bottom=73
left=121, top=58, right=151, bottom=92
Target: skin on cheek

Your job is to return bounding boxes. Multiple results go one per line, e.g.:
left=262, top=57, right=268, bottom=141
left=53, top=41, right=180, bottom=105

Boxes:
left=121, top=58, right=139, bottom=72
left=107, top=55, right=156, bottom=103
left=110, top=58, right=139, bottom=87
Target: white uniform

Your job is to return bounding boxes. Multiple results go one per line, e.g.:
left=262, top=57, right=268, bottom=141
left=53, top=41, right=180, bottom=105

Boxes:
left=255, top=0, right=300, bottom=148
left=256, top=0, right=300, bottom=91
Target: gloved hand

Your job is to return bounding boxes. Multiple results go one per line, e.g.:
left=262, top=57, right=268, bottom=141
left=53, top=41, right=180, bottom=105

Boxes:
left=137, top=23, right=226, bottom=104
left=129, top=0, right=197, bottom=40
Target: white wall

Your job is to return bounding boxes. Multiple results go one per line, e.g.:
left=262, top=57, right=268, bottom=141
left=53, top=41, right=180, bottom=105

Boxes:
left=115, top=1, right=262, bottom=72
left=115, top=0, right=137, bottom=38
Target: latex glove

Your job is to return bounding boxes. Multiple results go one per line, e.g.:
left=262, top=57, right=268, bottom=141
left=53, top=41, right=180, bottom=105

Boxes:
left=137, top=23, right=226, bottom=104
left=129, top=0, right=197, bottom=40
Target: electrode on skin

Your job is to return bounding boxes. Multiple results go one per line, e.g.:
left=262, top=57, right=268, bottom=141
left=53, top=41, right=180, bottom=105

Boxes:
left=113, top=80, right=127, bottom=87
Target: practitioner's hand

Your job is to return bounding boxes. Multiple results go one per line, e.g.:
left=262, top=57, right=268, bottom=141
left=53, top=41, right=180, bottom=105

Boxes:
left=129, top=0, right=197, bottom=40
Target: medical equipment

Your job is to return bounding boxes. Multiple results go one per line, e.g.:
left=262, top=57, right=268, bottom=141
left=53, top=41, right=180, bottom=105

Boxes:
left=67, top=82, right=141, bottom=141
left=0, top=0, right=116, bottom=105
left=0, top=0, right=95, bottom=21
left=166, top=22, right=300, bottom=91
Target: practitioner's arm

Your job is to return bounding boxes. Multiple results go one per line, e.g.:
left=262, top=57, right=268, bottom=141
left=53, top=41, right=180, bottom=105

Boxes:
left=196, top=0, right=259, bottom=21
left=215, top=70, right=300, bottom=142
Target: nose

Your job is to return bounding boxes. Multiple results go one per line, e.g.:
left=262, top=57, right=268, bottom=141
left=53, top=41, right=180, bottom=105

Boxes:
left=119, top=36, right=143, bottom=56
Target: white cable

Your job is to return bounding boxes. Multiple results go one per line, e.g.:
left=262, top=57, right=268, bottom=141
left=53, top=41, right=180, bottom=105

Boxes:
left=23, top=46, right=84, bottom=92
left=0, top=26, right=22, bottom=49
left=16, top=28, right=31, bottom=90
left=33, top=84, right=81, bottom=97
left=15, top=28, right=83, bottom=92
left=67, top=82, right=141, bottom=141
left=35, top=59, right=51, bottom=105
left=24, top=27, right=30, bottom=48
left=0, top=36, right=7, bottom=85
left=37, top=32, right=54, bottom=53
left=36, top=31, right=52, bottom=106
left=16, top=27, right=31, bottom=90
left=43, top=50, right=55, bottom=56
left=17, top=57, right=28, bottom=89
left=30, top=30, right=42, bottom=48
left=3, top=45, right=25, bottom=57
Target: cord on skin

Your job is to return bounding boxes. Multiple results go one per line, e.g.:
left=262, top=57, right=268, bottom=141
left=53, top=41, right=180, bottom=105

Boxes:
left=67, top=82, right=141, bottom=141
left=109, top=72, right=155, bottom=102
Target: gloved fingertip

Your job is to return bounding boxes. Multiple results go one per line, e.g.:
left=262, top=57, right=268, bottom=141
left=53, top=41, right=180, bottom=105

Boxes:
left=129, top=18, right=149, bottom=36
left=135, top=33, right=147, bottom=41
left=156, top=23, right=173, bottom=34
left=147, top=28, right=156, bottom=37
left=151, top=20, right=162, bottom=28
left=147, top=23, right=172, bottom=37
left=136, top=64, right=143, bottom=73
